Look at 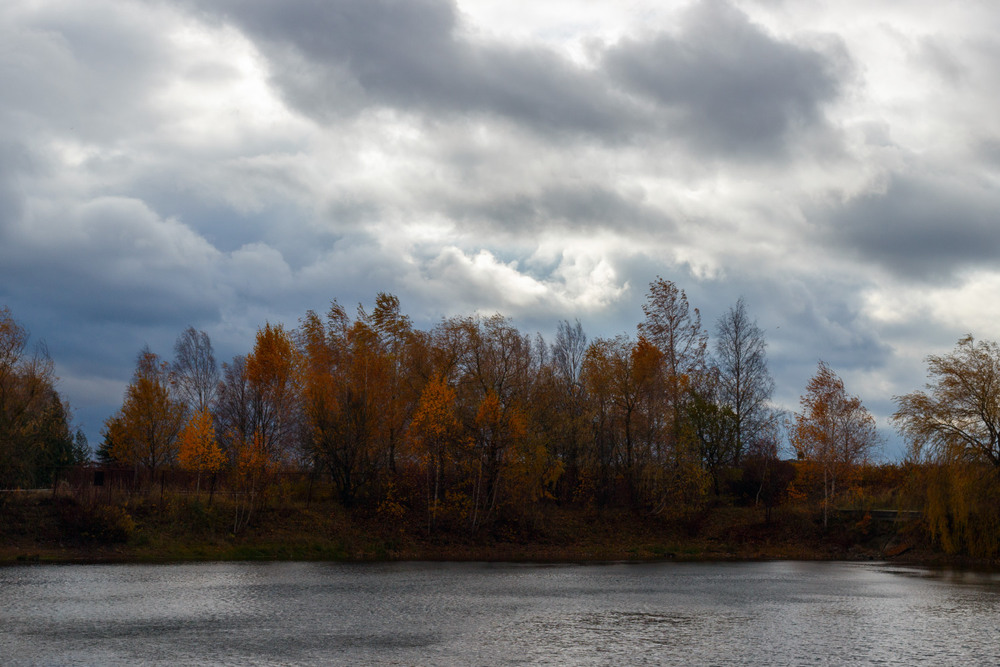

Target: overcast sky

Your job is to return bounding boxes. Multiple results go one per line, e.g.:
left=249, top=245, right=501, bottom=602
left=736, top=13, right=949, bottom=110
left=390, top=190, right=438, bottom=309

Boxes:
left=3, top=0, right=998, bottom=458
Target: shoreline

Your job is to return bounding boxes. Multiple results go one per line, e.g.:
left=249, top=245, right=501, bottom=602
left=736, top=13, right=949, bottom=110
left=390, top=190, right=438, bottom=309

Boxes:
left=0, top=539, right=955, bottom=568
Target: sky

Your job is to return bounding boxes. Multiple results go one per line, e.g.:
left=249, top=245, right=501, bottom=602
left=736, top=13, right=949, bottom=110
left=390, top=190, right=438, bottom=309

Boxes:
left=3, top=0, right=999, bottom=459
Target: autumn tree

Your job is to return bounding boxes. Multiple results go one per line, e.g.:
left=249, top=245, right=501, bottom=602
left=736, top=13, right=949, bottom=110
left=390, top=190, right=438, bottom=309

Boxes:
left=576, top=334, right=665, bottom=508
left=298, top=304, right=390, bottom=507
left=579, top=336, right=628, bottom=506
left=103, top=347, right=186, bottom=478
left=468, top=390, right=528, bottom=529
left=638, top=278, right=708, bottom=466
left=790, top=361, right=881, bottom=527
left=245, top=322, right=302, bottom=465
left=0, top=307, right=76, bottom=489
left=893, top=335, right=1000, bottom=467
left=635, top=278, right=713, bottom=512
left=714, top=298, right=776, bottom=465
left=177, top=406, right=224, bottom=494
left=543, top=319, right=589, bottom=496
left=421, top=313, right=561, bottom=526
left=360, top=292, right=418, bottom=472
left=458, top=314, right=534, bottom=408
left=408, top=375, right=464, bottom=530
left=231, top=430, right=276, bottom=533
left=892, top=335, right=1000, bottom=556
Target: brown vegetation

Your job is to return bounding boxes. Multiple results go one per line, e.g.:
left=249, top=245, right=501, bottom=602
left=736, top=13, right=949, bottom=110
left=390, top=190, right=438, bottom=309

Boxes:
left=0, top=466, right=923, bottom=565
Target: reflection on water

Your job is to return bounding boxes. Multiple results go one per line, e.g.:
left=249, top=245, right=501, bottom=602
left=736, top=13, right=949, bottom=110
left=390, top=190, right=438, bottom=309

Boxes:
left=1, top=560, right=998, bottom=665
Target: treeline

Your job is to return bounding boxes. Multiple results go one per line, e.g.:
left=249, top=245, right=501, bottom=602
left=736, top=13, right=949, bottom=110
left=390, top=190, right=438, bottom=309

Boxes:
left=92, top=279, right=884, bottom=534
left=0, top=307, right=89, bottom=490
left=8, top=279, right=1000, bottom=558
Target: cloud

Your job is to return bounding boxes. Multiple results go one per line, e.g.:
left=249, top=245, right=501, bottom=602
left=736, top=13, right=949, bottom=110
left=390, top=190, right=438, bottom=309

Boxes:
left=444, top=182, right=675, bottom=235
left=0, top=196, right=223, bottom=325
left=190, top=0, right=637, bottom=137
left=0, top=1, right=180, bottom=145
left=825, top=173, right=1000, bottom=281
left=603, top=0, right=849, bottom=159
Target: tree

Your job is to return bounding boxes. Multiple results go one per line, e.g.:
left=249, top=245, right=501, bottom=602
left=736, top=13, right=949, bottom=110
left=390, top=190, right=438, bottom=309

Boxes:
left=638, top=278, right=708, bottom=460
left=408, top=375, right=463, bottom=531
left=231, top=430, right=275, bottom=533
left=103, top=348, right=185, bottom=478
left=298, top=304, right=390, bottom=507
left=552, top=319, right=587, bottom=386
left=215, top=355, right=254, bottom=466
left=892, top=335, right=1000, bottom=467
left=0, top=307, right=70, bottom=489
left=177, top=406, right=224, bottom=494
left=579, top=335, right=630, bottom=506
left=245, top=322, right=301, bottom=465
left=30, top=391, right=81, bottom=487
left=790, top=361, right=881, bottom=527
left=171, top=327, right=218, bottom=413
left=530, top=321, right=589, bottom=501
left=360, top=292, right=417, bottom=472
left=639, top=278, right=707, bottom=385
left=469, top=390, right=528, bottom=529
left=714, top=298, right=776, bottom=465
left=686, top=378, right=738, bottom=496
left=892, top=335, right=1000, bottom=556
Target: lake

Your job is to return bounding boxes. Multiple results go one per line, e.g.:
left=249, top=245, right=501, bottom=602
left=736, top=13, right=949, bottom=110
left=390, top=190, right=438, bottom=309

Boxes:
left=1, top=560, right=998, bottom=665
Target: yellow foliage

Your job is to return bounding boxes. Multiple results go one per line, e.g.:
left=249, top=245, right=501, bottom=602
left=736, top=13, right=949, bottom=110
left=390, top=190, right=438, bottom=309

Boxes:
left=177, top=407, right=224, bottom=475
left=105, top=350, right=185, bottom=472
left=922, top=462, right=1000, bottom=557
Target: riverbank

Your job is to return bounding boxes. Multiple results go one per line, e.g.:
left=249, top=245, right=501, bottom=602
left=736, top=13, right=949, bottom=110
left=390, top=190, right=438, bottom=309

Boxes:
left=0, top=490, right=938, bottom=566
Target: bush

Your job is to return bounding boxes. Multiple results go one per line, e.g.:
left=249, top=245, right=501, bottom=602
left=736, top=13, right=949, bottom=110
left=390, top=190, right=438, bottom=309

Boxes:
left=58, top=499, right=135, bottom=543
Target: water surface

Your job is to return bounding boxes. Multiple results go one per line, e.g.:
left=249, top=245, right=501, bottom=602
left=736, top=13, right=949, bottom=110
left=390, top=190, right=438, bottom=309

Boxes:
left=1, top=560, right=998, bottom=665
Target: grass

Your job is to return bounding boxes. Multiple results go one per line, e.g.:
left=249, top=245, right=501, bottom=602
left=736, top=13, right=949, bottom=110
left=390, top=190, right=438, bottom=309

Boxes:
left=0, top=486, right=929, bottom=566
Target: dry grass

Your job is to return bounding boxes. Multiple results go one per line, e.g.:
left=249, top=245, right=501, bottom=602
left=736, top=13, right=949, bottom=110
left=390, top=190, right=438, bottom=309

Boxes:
left=0, top=485, right=925, bottom=565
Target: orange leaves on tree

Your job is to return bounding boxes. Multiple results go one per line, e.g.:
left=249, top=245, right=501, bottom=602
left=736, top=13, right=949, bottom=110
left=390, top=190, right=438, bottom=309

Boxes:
left=105, top=349, right=185, bottom=475
left=468, top=390, right=537, bottom=527
left=177, top=407, right=224, bottom=492
left=790, top=361, right=881, bottom=527
left=409, top=375, right=463, bottom=530
left=245, top=322, right=301, bottom=464
left=410, top=375, right=461, bottom=461
left=631, top=335, right=664, bottom=389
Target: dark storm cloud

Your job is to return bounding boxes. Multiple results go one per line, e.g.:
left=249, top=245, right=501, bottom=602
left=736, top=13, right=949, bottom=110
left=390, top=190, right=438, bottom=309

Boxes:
left=0, top=142, right=29, bottom=226
left=603, top=0, right=846, bottom=158
left=187, top=0, right=850, bottom=154
left=190, top=0, right=636, bottom=136
left=0, top=197, right=223, bottom=327
left=826, top=174, right=1000, bottom=281
left=446, top=183, right=675, bottom=234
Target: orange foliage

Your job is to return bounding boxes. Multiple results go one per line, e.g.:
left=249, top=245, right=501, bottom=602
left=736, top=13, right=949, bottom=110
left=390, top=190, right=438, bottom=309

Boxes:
left=105, top=349, right=185, bottom=475
left=790, top=362, right=880, bottom=526
left=246, top=322, right=301, bottom=463
left=177, top=407, right=224, bottom=492
left=408, top=375, right=465, bottom=530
